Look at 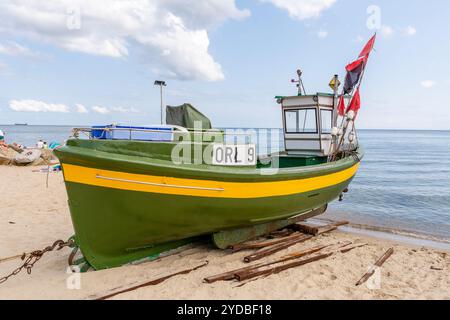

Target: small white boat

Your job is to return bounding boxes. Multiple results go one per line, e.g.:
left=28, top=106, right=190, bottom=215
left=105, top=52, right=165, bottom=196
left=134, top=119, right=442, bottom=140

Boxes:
left=14, top=149, right=42, bottom=165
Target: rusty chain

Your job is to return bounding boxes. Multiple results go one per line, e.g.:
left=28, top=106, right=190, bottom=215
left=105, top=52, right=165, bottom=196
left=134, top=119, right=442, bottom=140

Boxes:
left=0, top=238, right=75, bottom=285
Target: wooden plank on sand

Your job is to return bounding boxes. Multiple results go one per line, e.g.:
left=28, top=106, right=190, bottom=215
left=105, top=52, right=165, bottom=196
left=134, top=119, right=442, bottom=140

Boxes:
left=204, top=244, right=328, bottom=284
left=92, top=261, right=208, bottom=300
left=236, top=243, right=368, bottom=282
left=355, top=248, right=394, bottom=286
left=292, top=220, right=348, bottom=236
left=243, top=234, right=314, bottom=263
left=230, top=232, right=303, bottom=252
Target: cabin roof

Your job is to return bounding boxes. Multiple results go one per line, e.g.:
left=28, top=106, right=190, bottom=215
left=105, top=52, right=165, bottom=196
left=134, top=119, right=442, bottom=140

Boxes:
left=275, top=92, right=351, bottom=100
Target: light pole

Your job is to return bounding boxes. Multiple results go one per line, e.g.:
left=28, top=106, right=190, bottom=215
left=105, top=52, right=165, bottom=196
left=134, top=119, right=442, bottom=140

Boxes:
left=154, top=80, right=167, bottom=125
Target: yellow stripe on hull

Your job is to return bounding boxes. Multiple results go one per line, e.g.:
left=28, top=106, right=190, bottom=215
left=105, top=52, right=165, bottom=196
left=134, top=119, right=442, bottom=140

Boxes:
left=62, top=163, right=360, bottom=199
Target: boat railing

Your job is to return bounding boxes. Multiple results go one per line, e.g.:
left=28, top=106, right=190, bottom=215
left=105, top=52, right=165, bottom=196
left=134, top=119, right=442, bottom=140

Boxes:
left=71, top=126, right=255, bottom=143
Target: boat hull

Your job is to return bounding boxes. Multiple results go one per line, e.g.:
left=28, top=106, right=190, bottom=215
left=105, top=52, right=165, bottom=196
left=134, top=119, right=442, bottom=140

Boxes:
left=56, top=140, right=362, bottom=269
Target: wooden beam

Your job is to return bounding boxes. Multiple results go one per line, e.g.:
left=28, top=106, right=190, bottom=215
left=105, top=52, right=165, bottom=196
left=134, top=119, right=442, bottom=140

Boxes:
left=230, top=232, right=303, bottom=252
left=243, top=234, right=314, bottom=263
left=205, top=244, right=330, bottom=284
left=355, top=248, right=394, bottom=286
left=237, top=252, right=334, bottom=281
left=93, top=261, right=208, bottom=300
left=236, top=243, right=367, bottom=282
left=204, top=262, right=268, bottom=284
left=292, top=221, right=348, bottom=236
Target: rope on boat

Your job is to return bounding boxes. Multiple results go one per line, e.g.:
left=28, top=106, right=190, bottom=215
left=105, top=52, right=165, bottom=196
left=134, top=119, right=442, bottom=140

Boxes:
left=0, top=237, right=76, bottom=285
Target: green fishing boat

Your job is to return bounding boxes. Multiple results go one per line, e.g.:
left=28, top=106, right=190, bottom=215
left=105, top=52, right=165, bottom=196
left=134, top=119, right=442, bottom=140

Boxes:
left=55, top=100, right=361, bottom=269
left=55, top=36, right=375, bottom=270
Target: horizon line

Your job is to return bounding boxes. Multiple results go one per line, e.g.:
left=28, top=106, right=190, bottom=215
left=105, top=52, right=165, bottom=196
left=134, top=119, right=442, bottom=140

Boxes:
left=1, top=124, right=450, bottom=132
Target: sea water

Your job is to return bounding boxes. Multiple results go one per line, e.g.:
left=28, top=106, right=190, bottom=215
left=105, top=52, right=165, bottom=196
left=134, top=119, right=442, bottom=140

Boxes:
left=0, top=125, right=73, bottom=147
left=1, top=125, right=449, bottom=240
left=327, top=130, right=450, bottom=241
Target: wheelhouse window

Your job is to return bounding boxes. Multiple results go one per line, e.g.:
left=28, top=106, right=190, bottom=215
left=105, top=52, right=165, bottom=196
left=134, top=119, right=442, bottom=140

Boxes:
left=285, top=108, right=317, bottom=134
left=285, top=110, right=298, bottom=133
left=320, top=109, right=332, bottom=134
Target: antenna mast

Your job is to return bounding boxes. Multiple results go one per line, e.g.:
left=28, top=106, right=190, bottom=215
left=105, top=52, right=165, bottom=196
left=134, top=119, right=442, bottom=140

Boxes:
left=291, top=69, right=306, bottom=96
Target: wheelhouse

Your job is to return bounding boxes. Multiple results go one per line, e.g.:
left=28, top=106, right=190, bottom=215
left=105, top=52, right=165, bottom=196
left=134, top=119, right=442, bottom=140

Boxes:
left=279, top=93, right=350, bottom=157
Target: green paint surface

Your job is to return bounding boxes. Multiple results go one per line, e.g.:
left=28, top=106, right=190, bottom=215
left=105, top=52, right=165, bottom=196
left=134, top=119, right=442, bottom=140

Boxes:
left=55, top=140, right=363, bottom=269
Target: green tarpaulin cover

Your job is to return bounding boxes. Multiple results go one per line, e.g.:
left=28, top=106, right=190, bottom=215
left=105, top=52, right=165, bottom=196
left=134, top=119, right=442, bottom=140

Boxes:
left=166, top=103, right=212, bottom=129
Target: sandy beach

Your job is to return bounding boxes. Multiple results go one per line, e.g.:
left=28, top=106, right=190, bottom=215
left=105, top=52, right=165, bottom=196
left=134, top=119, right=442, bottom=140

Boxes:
left=0, top=166, right=449, bottom=300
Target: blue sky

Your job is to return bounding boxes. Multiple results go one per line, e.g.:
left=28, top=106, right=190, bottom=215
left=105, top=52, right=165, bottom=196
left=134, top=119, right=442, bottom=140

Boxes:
left=0, top=0, right=449, bottom=129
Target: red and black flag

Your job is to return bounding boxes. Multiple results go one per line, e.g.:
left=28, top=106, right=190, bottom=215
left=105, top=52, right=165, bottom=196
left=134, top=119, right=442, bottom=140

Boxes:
left=346, top=88, right=361, bottom=115
left=359, top=34, right=376, bottom=61
left=337, top=95, right=346, bottom=116
left=343, top=34, right=376, bottom=94
left=343, top=58, right=365, bottom=94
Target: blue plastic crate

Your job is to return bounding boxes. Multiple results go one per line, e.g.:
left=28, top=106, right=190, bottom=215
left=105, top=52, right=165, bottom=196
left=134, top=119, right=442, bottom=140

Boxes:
left=90, top=125, right=173, bottom=141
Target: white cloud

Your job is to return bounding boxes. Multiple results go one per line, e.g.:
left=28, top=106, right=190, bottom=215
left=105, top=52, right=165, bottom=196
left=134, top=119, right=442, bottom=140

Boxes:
left=317, top=30, right=328, bottom=39
left=140, top=13, right=225, bottom=81
left=75, top=103, right=88, bottom=113
left=377, top=25, right=416, bottom=39
left=112, top=106, right=139, bottom=113
left=9, top=100, right=69, bottom=113
left=0, top=0, right=250, bottom=81
left=92, top=106, right=110, bottom=114
left=0, top=41, right=43, bottom=59
left=421, top=80, right=436, bottom=88
left=261, top=0, right=336, bottom=20
left=380, top=25, right=394, bottom=38
left=162, top=0, right=250, bottom=29
left=404, top=26, right=417, bottom=36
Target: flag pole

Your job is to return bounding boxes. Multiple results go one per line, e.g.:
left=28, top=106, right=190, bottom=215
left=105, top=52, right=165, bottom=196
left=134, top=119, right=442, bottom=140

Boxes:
left=331, top=34, right=375, bottom=161
left=331, top=74, right=364, bottom=161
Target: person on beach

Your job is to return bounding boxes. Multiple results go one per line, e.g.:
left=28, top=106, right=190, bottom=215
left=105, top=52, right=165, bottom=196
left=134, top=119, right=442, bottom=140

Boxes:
left=0, top=129, right=7, bottom=150
left=36, top=140, right=44, bottom=149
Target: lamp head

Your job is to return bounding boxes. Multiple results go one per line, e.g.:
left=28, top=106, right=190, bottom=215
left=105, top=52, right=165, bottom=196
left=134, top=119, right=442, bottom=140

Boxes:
left=154, top=80, right=167, bottom=86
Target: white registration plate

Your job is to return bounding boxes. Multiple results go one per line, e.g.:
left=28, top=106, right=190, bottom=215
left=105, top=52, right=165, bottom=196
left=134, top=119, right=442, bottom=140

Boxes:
left=212, top=144, right=256, bottom=166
